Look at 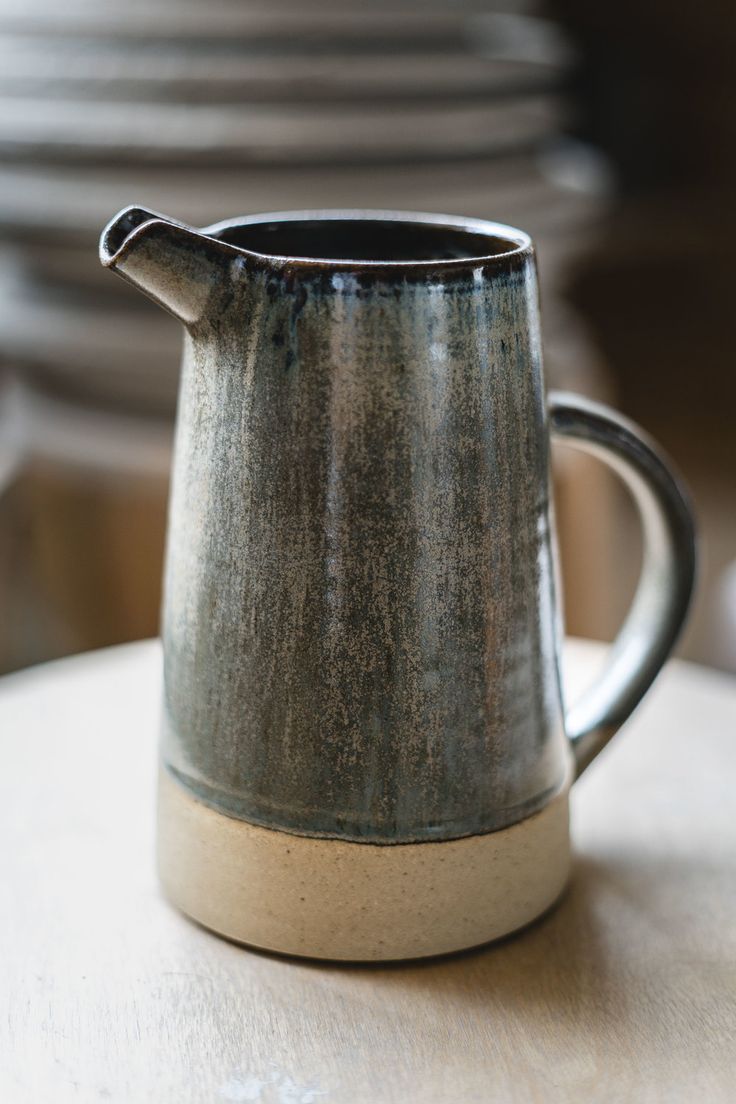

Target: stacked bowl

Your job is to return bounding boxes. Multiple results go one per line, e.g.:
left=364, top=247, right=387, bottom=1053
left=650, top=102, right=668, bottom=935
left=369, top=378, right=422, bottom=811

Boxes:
left=0, top=0, right=612, bottom=666
left=0, top=0, right=606, bottom=415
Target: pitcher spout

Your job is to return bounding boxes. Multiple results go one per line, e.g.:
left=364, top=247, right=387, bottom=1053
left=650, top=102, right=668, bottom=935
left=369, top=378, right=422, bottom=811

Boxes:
left=99, top=206, right=233, bottom=326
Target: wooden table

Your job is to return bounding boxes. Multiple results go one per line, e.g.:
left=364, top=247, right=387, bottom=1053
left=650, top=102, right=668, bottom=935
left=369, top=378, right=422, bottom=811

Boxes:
left=1, top=640, right=735, bottom=1103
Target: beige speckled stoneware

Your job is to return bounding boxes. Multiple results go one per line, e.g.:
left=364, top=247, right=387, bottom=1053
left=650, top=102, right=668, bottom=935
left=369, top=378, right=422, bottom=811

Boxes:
left=100, top=207, right=695, bottom=960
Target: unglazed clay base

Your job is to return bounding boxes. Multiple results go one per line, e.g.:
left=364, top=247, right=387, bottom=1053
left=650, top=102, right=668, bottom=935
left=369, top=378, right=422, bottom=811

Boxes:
left=157, top=768, right=571, bottom=961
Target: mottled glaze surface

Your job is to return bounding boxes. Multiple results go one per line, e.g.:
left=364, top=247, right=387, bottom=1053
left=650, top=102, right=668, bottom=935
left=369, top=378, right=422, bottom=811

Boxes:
left=102, top=209, right=569, bottom=843
left=100, top=208, right=694, bottom=848
left=164, top=251, right=568, bottom=842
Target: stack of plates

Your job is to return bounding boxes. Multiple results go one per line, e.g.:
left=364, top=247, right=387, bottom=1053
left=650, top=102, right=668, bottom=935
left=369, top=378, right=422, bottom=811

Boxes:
left=0, top=0, right=606, bottom=418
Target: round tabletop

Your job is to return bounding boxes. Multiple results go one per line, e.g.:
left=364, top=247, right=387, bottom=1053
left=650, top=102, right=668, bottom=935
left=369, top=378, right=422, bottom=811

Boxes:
left=1, top=639, right=735, bottom=1103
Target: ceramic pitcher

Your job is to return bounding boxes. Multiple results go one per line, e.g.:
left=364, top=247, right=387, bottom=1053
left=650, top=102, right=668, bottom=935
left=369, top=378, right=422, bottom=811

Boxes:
left=100, top=207, right=695, bottom=960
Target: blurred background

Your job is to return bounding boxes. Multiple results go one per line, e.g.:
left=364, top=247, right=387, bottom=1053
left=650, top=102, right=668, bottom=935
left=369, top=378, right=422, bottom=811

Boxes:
left=0, top=0, right=733, bottom=675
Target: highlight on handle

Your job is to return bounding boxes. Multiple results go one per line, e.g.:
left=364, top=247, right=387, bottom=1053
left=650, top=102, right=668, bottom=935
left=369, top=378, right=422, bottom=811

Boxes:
left=549, top=391, right=696, bottom=774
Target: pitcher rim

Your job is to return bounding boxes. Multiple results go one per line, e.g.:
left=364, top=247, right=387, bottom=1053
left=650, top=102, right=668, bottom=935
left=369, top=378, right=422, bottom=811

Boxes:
left=203, top=208, right=533, bottom=271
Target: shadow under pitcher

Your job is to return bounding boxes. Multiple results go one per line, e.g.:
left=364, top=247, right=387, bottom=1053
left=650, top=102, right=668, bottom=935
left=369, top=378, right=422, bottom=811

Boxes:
left=100, top=207, right=695, bottom=961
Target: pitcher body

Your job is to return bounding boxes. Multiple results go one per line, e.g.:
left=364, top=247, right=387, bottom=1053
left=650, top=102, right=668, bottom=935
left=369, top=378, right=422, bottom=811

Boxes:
left=101, top=208, right=695, bottom=959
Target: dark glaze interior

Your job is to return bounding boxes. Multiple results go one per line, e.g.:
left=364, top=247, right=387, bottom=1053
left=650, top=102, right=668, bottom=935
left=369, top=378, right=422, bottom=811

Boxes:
left=215, top=218, right=522, bottom=264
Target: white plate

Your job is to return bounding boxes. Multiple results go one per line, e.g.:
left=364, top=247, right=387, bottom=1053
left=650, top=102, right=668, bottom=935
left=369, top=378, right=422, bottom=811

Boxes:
left=0, top=44, right=563, bottom=104
left=0, top=152, right=603, bottom=243
left=0, top=0, right=536, bottom=41
left=0, top=94, right=564, bottom=165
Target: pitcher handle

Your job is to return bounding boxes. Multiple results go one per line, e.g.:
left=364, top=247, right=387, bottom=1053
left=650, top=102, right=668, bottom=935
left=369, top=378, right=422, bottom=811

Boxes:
left=549, top=391, right=696, bottom=775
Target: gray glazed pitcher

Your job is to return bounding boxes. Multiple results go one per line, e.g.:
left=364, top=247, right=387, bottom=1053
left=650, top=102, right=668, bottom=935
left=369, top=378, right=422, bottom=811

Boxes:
left=100, top=207, right=695, bottom=960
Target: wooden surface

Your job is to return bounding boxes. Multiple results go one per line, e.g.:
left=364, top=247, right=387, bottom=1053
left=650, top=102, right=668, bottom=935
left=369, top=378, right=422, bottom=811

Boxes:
left=1, top=639, right=735, bottom=1103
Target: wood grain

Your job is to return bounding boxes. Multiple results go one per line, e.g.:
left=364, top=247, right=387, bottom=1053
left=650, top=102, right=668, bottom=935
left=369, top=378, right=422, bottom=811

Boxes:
left=1, top=639, right=735, bottom=1103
